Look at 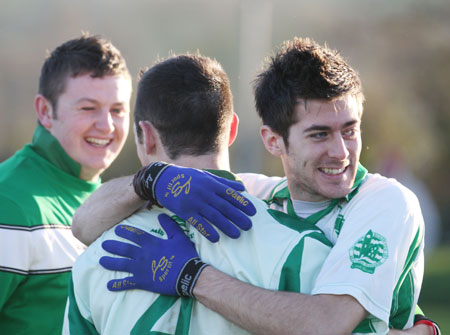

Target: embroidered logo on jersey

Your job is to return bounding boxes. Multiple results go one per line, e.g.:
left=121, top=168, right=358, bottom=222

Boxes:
left=349, top=230, right=388, bottom=274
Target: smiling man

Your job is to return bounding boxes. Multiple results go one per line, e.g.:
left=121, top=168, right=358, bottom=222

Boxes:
left=0, top=34, right=132, bottom=335
left=266, top=95, right=363, bottom=202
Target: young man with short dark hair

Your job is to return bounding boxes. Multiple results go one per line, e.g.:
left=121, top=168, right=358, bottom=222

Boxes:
left=0, top=34, right=132, bottom=334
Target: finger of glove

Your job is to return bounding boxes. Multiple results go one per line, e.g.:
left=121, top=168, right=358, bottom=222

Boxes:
left=176, top=213, right=220, bottom=243
left=202, top=171, right=245, bottom=192
left=106, top=277, right=138, bottom=292
left=114, top=224, right=151, bottom=246
left=100, top=255, right=134, bottom=273
left=206, top=180, right=256, bottom=217
left=198, top=204, right=242, bottom=239
left=158, top=213, right=192, bottom=241
left=102, top=239, right=141, bottom=259
left=208, top=195, right=253, bottom=231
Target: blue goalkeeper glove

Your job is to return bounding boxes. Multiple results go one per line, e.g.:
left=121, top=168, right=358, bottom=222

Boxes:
left=100, top=214, right=208, bottom=296
left=133, top=162, right=256, bottom=242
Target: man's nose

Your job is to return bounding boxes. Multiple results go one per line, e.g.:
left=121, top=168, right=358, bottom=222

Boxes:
left=328, top=135, right=349, bottom=160
left=95, top=109, right=114, bottom=133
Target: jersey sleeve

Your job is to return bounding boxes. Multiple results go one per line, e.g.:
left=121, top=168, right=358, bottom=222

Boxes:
left=311, top=179, right=424, bottom=331
left=0, top=195, right=30, bottom=310
left=238, top=173, right=285, bottom=200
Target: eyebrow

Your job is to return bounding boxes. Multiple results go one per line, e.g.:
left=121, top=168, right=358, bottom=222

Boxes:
left=303, top=120, right=359, bottom=133
left=75, top=98, right=125, bottom=106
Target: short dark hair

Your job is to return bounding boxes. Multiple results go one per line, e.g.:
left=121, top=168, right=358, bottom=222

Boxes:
left=134, top=53, right=233, bottom=159
left=254, top=37, right=364, bottom=144
left=38, top=33, right=130, bottom=114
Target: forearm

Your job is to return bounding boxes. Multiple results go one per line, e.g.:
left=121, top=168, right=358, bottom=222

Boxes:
left=72, top=175, right=145, bottom=245
left=193, top=266, right=367, bottom=335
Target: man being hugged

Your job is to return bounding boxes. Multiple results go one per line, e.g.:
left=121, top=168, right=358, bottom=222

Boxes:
left=64, top=53, right=332, bottom=334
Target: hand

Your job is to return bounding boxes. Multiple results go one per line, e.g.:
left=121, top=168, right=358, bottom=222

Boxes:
left=100, top=214, right=208, bottom=296
left=133, top=162, right=257, bottom=242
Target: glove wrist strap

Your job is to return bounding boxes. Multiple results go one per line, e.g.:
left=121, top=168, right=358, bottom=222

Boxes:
left=414, top=315, right=441, bottom=335
left=176, top=257, right=209, bottom=297
left=133, top=162, right=171, bottom=205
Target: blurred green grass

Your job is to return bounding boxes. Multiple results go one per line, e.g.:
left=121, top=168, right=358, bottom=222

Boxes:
left=418, top=245, right=450, bottom=333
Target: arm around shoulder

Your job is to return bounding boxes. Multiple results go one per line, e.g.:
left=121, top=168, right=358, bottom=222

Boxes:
left=71, top=175, right=145, bottom=245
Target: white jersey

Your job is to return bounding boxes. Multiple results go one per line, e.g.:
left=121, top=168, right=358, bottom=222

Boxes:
left=63, top=171, right=331, bottom=335
left=239, top=166, right=425, bottom=334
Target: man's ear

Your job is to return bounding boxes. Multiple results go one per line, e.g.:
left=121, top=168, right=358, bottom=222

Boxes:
left=228, top=112, right=239, bottom=146
left=139, top=121, right=158, bottom=155
left=35, top=94, right=53, bottom=129
left=260, top=125, right=286, bottom=157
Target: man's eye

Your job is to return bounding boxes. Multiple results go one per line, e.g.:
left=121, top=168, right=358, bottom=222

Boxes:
left=81, top=107, right=95, bottom=111
left=311, top=132, right=327, bottom=139
left=111, top=108, right=124, bottom=114
left=343, top=129, right=357, bottom=138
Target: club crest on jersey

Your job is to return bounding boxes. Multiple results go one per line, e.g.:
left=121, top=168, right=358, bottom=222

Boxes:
left=349, top=230, right=388, bottom=274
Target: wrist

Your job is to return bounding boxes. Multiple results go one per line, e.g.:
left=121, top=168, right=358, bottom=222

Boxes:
left=133, top=162, right=171, bottom=205
left=414, top=315, right=441, bottom=335
left=176, top=257, right=209, bottom=298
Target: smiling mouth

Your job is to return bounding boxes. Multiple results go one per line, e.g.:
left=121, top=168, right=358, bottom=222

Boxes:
left=319, top=166, right=348, bottom=175
left=85, top=137, right=112, bottom=147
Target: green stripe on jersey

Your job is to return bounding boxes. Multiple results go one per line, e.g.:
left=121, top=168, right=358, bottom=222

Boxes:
left=131, top=296, right=194, bottom=334
left=67, top=276, right=99, bottom=335
left=389, top=228, right=422, bottom=329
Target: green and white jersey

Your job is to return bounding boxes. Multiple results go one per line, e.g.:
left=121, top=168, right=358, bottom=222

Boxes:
left=64, top=170, right=332, bottom=335
left=239, top=164, right=425, bottom=334
left=0, top=125, right=100, bottom=335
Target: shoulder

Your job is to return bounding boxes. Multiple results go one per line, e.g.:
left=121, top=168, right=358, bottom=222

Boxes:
left=355, top=173, right=421, bottom=210
left=342, top=173, right=424, bottom=235
left=0, top=193, right=30, bottom=227
left=238, top=172, right=287, bottom=200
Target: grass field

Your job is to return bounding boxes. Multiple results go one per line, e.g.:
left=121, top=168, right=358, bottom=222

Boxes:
left=418, top=245, right=450, bottom=333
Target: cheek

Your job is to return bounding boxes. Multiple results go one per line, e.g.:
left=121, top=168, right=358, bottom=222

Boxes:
left=350, top=139, right=362, bottom=156
left=115, top=117, right=129, bottom=137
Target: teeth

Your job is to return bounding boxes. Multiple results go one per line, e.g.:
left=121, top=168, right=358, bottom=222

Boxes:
left=86, top=137, right=111, bottom=146
left=320, top=167, right=345, bottom=175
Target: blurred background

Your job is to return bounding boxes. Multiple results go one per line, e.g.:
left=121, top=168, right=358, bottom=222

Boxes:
left=0, top=0, right=449, bottom=329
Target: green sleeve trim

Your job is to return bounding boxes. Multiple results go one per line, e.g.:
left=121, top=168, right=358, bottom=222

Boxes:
left=353, top=319, right=376, bottom=333
left=389, top=227, right=423, bottom=329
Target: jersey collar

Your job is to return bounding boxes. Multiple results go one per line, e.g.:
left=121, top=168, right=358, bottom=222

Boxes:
left=204, top=169, right=242, bottom=183
left=30, top=123, right=84, bottom=179
left=271, top=163, right=368, bottom=225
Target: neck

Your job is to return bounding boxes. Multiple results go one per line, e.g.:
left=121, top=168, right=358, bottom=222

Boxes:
left=151, top=149, right=231, bottom=172
left=80, top=167, right=102, bottom=182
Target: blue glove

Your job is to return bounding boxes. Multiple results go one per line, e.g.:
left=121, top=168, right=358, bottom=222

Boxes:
left=100, top=214, right=208, bottom=296
left=133, top=162, right=257, bottom=242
